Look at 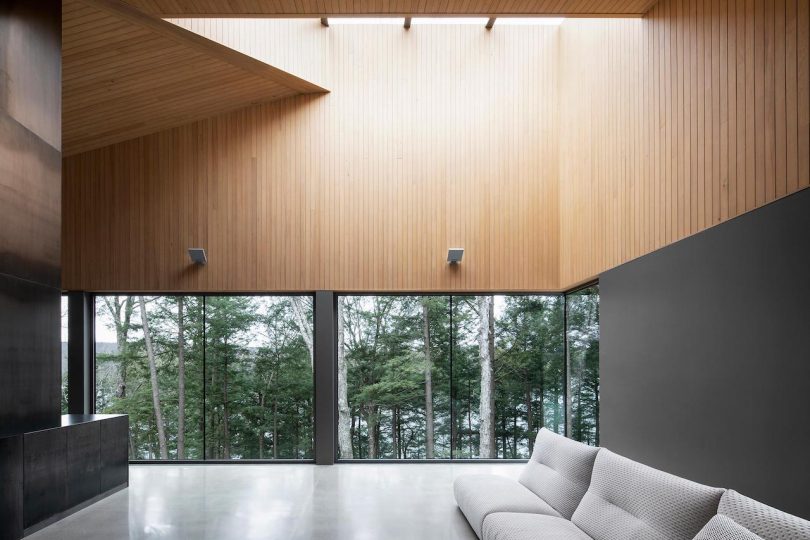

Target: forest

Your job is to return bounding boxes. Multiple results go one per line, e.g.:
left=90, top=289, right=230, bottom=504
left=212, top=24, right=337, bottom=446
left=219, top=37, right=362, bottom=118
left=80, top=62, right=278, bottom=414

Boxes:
left=92, top=290, right=598, bottom=460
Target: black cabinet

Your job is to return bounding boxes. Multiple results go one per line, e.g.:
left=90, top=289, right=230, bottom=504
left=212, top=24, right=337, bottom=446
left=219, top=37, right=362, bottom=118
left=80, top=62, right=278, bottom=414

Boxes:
left=0, top=435, right=23, bottom=540
left=100, top=415, right=128, bottom=492
left=66, top=421, right=101, bottom=508
left=2, top=415, right=129, bottom=539
left=23, top=428, right=67, bottom=529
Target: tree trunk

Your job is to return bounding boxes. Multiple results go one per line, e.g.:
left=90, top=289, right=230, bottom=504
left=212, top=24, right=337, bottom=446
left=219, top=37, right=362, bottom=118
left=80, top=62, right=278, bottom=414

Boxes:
left=222, top=353, right=231, bottom=459
left=367, top=406, right=379, bottom=459
left=208, top=365, right=216, bottom=458
left=103, top=296, right=134, bottom=401
left=259, top=393, right=265, bottom=459
left=525, top=377, right=534, bottom=453
left=138, top=296, right=168, bottom=459
left=336, top=298, right=353, bottom=458
left=391, top=407, right=398, bottom=459
left=478, top=295, right=496, bottom=458
left=422, top=301, right=435, bottom=459
left=273, top=399, right=278, bottom=459
left=177, top=297, right=186, bottom=459
left=290, top=296, right=314, bottom=368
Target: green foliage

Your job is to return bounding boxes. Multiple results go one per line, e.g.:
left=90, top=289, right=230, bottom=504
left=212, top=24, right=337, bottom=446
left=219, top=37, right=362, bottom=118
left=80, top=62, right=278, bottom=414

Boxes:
left=93, top=290, right=599, bottom=461
left=343, top=294, right=582, bottom=460
left=567, top=286, right=600, bottom=445
left=95, top=295, right=313, bottom=460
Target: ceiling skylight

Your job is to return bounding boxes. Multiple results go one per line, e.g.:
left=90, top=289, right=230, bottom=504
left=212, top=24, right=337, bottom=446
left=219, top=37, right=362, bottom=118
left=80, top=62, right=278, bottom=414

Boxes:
left=328, top=17, right=404, bottom=25
left=411, top=17, right=490, bottom=25
left=495, top=17, right=565, bottom=26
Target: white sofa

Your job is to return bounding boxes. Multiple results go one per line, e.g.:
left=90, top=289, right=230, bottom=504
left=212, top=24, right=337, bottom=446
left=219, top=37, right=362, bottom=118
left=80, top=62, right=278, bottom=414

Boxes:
left=454, top=429, right=810, bottom=540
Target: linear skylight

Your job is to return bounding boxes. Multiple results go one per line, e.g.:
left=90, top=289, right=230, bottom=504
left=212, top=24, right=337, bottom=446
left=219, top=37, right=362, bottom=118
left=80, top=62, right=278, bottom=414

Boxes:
left=328, top=17, right=404, bottom=25
left=411, top=17, right=490, bottom=25
left=496, top=17, right=565, bottom=26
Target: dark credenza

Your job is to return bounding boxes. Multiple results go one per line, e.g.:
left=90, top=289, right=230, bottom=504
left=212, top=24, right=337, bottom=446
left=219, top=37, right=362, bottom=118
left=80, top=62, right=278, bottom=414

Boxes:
left=0, top=414, right=128, bottom=540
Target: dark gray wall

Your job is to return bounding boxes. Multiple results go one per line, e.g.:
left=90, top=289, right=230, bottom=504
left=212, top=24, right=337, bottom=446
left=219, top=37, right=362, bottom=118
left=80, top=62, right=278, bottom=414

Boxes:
left=0, top=0, right=62, bottom=436
left=601, top=187, right=810, bottom=519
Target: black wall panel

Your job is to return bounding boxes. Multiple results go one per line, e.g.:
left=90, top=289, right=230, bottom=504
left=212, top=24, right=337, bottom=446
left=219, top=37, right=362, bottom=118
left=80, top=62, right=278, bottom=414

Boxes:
left=0, top=275, right=61, bottom=437
left=0, top=0, right=62, bottom=438
left=23, top=428, right=67, bottom=529
left=600, top=188, right=810, bottom=519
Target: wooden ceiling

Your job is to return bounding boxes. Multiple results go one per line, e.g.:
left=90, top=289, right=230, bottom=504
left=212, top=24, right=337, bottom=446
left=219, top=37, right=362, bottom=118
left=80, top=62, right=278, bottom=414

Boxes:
left=119, top=0, right=660, bottom=17
left=62, top=0, right=327, bottom=156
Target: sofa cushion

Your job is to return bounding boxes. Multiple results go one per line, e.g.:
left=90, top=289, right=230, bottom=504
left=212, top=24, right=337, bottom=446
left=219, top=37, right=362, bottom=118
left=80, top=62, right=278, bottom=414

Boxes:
left=692, top=515, right=764, bottom=540
left=454, top=474, right=562, bottom=538
left=571, top=450, right=724, bottom=540
left=717, top=490, right=810, bottom=539
left=518, top=428, right=601, bottom=519
left=482, top=513, right=594, bottom=540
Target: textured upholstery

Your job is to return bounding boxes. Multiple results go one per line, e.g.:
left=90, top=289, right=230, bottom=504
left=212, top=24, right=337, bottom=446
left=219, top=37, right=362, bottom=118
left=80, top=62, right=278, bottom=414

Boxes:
left=717, top=490, right=810, bottom=540
left=482, top=513, right=594, bottom=540
left=692, top=515, right=765, bottom=540
left=571, top=450, right=724, bottom=540
left=454, top=474, right=561, bottom=538
left=518, top=428, right=601, bottom=519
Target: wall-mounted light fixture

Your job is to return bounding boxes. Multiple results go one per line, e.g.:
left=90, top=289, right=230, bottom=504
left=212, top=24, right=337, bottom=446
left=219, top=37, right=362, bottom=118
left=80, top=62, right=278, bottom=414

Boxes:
left=188, top=248, right=207, bottom=265
left=447, top=248, right=464, bottom=264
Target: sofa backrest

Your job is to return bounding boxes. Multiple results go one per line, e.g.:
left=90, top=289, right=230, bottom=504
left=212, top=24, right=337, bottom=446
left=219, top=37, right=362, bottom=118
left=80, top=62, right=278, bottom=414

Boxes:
left=517, top=428, right=600, bottom=519
left=571, top=449, right=724, bottom=540
left=716, top=489, right=810, bottom=539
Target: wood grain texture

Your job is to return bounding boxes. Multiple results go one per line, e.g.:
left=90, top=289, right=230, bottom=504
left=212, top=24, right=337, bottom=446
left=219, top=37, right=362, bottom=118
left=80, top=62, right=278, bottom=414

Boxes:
left=558, top=0, right=810, bottom=288
left=63, top=23, right=560, bottom=292
left=120, top=0, right=660, bottom=17
left=62, top=0, right=327, bottom=156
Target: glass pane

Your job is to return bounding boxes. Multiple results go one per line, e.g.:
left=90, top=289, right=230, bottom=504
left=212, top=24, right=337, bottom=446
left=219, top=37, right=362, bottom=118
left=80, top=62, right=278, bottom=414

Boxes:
left=566, top=286, right=600, bottom=446
left=452, top=295, right=565, bottom=458
left=339, top=296, right=452, bottom=459
left=61, top=295, right=68, bottom=414
left=95, top=296, right=205, bottom=459
left=204, top=296, right=313, bottom=460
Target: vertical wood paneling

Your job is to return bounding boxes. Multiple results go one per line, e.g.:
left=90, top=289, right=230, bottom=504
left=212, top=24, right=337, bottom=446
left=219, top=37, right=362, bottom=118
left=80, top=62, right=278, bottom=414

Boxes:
left=559, top=0, right=810, bottom=287
left=63, top=23, right=560, bottom=292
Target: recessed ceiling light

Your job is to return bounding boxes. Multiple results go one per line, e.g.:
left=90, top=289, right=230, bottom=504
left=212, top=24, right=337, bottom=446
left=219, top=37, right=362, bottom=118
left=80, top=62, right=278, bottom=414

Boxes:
left=328, top=17, right=404, bottom=25
left=495, top=17, right=565, bottom=26
left=411, top=17, right=490, bottom=25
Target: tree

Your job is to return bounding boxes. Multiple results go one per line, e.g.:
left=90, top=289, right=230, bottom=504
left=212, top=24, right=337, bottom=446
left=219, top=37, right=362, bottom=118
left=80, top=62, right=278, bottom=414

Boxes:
left=290, top=296, right=314, bottom=367
left=138, top=296, right=168, bottom=459
left=177, top=297, right=186, bottom=459
left=477, top=295, right=496, bottom=458
left=422, top=299, right=434, bottom=459
left=337, top=297, right=353, bottom=458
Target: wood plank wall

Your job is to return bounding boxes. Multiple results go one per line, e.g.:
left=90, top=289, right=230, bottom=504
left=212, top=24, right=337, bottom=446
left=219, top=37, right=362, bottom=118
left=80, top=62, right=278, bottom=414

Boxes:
left=559, top=0, right=810, bottom=287
left=62, top=23, right=560, bottom=292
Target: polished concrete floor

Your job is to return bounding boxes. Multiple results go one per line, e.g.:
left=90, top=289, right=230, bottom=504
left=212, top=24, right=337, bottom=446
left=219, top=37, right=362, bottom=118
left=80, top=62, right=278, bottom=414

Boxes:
left=29, top=463, right=522, bottom=540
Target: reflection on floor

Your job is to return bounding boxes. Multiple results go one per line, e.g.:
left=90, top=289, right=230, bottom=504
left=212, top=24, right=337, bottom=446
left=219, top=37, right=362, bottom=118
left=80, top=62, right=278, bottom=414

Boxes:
left=28, top=463, right=522, bottom=540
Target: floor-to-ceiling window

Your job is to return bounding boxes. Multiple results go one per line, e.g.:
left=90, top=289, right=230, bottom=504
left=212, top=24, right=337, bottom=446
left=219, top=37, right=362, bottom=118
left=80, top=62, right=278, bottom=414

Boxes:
left=94, top=295, right=313, bottom=460
left=338, top=294, right=566, bottom=460
left=205, top=296, right=313, bottom=460
left=566, top=285, right=600, bottom=446
left=339, top=296, right=452, bottom=459
left=90, top=290, right=596, bottom=461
